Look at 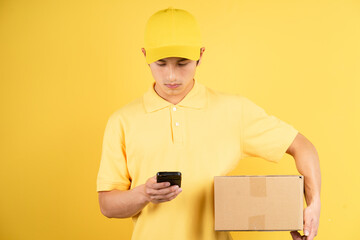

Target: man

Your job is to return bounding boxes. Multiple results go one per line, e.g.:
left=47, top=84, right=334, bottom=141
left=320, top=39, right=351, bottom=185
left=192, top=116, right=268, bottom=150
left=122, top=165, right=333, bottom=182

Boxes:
left=97, top=7, right=321, bottom=240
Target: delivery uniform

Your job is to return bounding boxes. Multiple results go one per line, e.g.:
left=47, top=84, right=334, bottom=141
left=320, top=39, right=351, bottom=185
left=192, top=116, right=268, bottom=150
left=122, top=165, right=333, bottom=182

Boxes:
left=96, top=79, right=299, bottom=240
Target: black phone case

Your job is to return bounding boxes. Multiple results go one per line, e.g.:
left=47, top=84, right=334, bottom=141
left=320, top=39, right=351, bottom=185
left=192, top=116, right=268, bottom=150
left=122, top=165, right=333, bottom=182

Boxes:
left=156, top=171, right=182, bottom=187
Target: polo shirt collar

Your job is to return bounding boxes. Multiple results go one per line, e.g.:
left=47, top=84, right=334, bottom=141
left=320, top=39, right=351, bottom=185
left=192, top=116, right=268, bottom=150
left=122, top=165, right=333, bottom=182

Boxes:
left=143, top=79, right=207, bottom=113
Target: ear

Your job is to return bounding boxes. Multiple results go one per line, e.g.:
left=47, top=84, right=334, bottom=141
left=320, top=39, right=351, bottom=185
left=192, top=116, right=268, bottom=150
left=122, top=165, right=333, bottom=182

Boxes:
left=141, top=48, right=150, bottom=66
left=141, top=48, right=146, bottom=57
left=196, top=47, right=205, bottom=66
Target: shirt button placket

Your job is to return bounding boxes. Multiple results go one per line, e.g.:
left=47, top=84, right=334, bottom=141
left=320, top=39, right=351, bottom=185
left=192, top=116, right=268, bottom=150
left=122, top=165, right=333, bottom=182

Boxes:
left=171, top=105, right=181, bottom=144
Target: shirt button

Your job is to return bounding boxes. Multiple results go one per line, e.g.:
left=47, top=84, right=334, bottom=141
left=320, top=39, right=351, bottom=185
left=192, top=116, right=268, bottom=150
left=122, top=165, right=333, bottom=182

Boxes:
left=173, top=107, right=177, bottom=111
left=175, top=122, right=180, bottom=126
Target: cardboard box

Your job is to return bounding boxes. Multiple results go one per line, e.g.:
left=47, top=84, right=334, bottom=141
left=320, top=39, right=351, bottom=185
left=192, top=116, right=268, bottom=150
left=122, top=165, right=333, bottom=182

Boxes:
left=214, top=175, right=304, bottom=231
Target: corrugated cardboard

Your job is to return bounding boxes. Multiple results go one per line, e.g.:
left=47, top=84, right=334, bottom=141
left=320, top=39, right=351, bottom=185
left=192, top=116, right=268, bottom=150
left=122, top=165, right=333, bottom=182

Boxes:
left=214, top=175, right=304, bottom=231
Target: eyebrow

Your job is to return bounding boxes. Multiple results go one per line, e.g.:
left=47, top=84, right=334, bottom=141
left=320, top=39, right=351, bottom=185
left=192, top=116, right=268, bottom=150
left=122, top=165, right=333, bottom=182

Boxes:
left=157, top=58, right=189, bottom=62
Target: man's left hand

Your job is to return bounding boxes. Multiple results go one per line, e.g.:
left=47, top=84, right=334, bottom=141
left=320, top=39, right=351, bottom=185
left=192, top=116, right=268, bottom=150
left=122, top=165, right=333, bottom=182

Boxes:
left=290, top=201, right=320, bottom=240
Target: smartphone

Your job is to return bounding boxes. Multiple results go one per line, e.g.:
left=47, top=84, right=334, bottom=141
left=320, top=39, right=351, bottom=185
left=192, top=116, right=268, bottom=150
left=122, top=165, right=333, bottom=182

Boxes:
left=156, top=171, right=182, bottom=187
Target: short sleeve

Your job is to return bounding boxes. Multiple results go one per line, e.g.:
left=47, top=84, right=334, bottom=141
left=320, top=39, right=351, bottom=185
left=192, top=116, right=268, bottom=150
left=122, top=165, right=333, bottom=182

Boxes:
left=241, top=97, right=299, bottom=162
left=96, top=112, right=131, bottom=191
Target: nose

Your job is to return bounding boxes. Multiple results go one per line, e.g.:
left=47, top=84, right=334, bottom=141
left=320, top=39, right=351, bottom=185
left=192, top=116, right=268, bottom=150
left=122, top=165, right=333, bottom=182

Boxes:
left=168, top=64, right=176, bottom=82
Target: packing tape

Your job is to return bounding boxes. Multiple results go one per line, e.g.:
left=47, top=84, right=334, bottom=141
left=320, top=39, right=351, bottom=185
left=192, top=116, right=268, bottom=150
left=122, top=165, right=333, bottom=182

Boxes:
left=249, top=177, right=267, bottom=197
left=248, top=214, right=266, bottom=230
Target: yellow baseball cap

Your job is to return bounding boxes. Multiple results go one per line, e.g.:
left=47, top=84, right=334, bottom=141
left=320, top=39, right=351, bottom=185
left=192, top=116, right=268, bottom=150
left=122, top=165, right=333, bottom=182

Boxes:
left=144, top=7, right=202, bottom=64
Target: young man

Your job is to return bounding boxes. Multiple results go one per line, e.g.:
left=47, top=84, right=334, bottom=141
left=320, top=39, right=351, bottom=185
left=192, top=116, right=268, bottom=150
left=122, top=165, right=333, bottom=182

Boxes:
left=97, top=7, right=321, bottom=240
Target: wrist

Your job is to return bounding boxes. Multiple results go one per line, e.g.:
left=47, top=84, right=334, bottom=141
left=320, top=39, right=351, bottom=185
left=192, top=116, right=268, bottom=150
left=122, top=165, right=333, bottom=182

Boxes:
left=132, top=184, right=150, bottom=205
left=307, top=195, right=321, bottom=206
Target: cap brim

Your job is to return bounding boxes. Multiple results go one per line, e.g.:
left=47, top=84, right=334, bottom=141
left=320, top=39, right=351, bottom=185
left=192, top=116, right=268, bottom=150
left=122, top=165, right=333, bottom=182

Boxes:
left=146, top=45, right=200, bottom=64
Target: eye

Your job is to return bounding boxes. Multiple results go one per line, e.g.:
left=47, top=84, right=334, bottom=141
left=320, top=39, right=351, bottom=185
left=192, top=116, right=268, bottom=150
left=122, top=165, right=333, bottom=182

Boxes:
left=156, top=62, right=188, bottom=67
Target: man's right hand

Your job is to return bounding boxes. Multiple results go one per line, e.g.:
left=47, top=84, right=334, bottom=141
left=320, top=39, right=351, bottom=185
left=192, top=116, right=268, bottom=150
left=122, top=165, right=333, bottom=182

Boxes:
left=143, top=175, right=182, bottom=204
left=98, top=175, right=183, bottom=218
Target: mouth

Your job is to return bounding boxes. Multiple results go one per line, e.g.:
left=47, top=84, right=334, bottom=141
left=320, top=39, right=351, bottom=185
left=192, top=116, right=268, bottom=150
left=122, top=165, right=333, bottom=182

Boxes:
left=165, top=84, right=181, bottom=89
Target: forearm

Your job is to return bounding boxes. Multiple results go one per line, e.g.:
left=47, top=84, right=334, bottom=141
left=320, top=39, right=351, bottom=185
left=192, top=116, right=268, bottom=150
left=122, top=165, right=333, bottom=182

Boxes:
left=293, top=142, right=321, bottom=205
left=98, top=184, right=149, bottom=218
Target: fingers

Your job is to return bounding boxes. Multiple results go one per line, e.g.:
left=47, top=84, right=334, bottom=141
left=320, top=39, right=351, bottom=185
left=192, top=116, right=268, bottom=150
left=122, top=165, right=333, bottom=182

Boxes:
left=290, top=231, right=306, bottom=240
left=146, top=184, right=179, bottom=196
left=145, top=175, right=182, bottom=204
left=146, top=175, right=170, bottom=189
left=149, top=186, right=182, bottom=201
left=308, top=232, right=315, bottom=240
left=307, top=219, right=318, bottom=240
left=303, top=206, right=319, bottom=240
left=303, top=218, right=312, bottom=238
left=149, top=186, right=182, bottom=203
left=151, top=181, right=171, bottom=190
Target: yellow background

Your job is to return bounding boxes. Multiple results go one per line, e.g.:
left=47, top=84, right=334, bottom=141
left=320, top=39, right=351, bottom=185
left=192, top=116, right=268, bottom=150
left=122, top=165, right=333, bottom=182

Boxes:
left=0, top=0, right=359, bottom=239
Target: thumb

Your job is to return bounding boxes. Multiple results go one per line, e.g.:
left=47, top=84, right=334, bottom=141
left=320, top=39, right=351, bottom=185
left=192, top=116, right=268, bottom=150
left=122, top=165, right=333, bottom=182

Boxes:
left=146, top=175, right=157, bottom=184
left=303, top=217, right=312, bottom=237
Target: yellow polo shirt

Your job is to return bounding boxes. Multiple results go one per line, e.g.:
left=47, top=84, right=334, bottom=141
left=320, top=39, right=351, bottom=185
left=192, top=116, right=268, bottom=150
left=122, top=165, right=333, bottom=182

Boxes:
left=97, top=80, right=298, bottom=240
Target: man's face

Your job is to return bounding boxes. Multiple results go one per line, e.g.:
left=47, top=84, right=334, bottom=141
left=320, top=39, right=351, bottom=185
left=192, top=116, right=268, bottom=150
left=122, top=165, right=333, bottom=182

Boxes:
left=142, top=48, right=205, bottom=104
left=150, top=57, right=197, bottom=100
